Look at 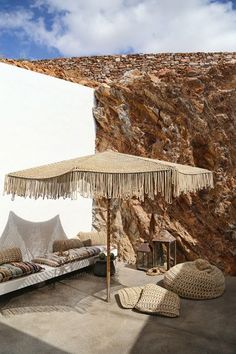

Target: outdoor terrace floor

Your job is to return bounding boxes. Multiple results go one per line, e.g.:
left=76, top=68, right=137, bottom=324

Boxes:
left=0, top=262, right=235, bottom=354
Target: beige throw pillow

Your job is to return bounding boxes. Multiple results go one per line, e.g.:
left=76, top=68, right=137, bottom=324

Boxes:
left=77, top=231, right=106, bottom=246
left=53, top=238, right=84, bottom=253
left=0, top=247, right=23, bottom=265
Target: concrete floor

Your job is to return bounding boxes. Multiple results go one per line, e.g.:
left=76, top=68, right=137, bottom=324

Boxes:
left=0, top=262, right=235, bottom=354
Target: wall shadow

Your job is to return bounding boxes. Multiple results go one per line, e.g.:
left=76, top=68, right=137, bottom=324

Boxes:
left=129, top=277, right=236, bottom=354
left=0, top=322, right=68, bottom=354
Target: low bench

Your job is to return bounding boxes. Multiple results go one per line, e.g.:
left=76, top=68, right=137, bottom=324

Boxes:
left=0, top=244, right=117, bottom=297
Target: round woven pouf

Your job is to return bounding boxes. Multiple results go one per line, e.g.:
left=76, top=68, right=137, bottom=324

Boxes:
left=163, top=259, right=225, bottom=299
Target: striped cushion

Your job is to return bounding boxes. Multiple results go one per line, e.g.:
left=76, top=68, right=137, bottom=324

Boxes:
left=10, top=262, right=42, bottom=275
left=32, top=253, right=67, bottom=267
left=33, top=246, right=100, bottom=267
left=0, top=265, right=13, bottom=282
left=0, top=262, right=42, bottom=283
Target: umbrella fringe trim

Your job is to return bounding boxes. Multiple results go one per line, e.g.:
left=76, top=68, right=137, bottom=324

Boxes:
left=4, top=170, right=213, bottom=203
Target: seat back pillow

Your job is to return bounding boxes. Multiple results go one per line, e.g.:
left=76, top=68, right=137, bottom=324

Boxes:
left=77, top=231, right=106, bottom=246
left=0, top=247, right=22, bottom=265
left=53, top=238, right=84, bottom=253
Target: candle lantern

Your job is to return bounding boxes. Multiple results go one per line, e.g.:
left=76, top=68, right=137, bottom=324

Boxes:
left=136, top=241, right=153, bottom=271
left=153, top=230, right=176, bottom=270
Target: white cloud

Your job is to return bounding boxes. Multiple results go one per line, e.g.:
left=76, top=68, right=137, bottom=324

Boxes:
left=1, top=0, right=236, bottom=56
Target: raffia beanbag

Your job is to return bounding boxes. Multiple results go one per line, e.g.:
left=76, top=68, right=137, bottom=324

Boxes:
left=53, top=238, right=84, bottom=252
left=118, top=286, right=143, bottom=308
left=163, top=259, right=225, bottom=300
left=135, top=284, right=180, bottom=317
left=0, top=247, right=22, bottom=265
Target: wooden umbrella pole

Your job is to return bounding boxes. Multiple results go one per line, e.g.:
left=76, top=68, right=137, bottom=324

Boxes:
left=106, top=198, right=111, bottom=302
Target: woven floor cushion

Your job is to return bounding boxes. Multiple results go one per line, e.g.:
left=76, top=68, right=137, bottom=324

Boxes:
left=135, top=284, right=180, bottom=317
left=0, top=247, right=22, bottom=265
left=118, top=286, right=143, bottom=308
left=163, top=259, right=225, bottom=299
left=53, top=238, right=84, bottom=252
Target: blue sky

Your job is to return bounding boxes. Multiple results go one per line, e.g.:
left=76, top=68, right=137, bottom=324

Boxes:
left=0, top=0, right=61, bottom=58
left=0, top=0, right=236, bottom=60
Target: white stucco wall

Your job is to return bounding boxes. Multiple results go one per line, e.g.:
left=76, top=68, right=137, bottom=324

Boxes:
left=0, top=62, right=95, bottom=237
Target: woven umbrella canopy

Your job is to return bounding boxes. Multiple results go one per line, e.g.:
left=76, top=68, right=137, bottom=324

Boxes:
left=4, top=150, right=214, bottom=302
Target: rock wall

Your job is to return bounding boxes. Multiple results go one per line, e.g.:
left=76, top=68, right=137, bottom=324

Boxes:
left=2, top=53, right=236, bottom=274
left=2, top=52, right=236, bottom=87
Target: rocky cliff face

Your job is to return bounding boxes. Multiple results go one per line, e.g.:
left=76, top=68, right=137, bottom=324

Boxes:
left=93, top=64, right=236, bottom=275
left=3, top=53, right=236, bottom=274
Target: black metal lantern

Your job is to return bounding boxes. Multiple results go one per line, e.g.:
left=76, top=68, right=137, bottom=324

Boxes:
left=136, top=241, right=153, bottom=271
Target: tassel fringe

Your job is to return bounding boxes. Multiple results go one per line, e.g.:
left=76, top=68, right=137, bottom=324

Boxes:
left=4, top=169, right=214, bottom=203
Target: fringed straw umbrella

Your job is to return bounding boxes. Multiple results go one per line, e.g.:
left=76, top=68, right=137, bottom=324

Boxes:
left=4, top=150, right=214, bottom=302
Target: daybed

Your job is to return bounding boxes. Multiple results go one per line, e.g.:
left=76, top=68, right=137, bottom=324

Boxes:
left=0, top=228, right=117, bottom=297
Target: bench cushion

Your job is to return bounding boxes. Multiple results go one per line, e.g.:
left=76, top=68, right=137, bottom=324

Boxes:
left=11, top=262, right=42, bottom=275
left=0, top=265, right=13, bottom=282
left=32, top=246, right=100, bottom=267
left=0, top=262, right=42, bottom=283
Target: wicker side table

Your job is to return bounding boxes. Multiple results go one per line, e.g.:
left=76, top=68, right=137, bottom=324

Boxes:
left=94, top=260, right=116, bottom=277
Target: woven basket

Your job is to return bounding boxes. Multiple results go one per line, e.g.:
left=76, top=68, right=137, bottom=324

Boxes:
left=135, top=284, right=180, bottom=317
left=0, top=247, right=22, bottom=265
left=163, top=259, right=225, bottom=299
